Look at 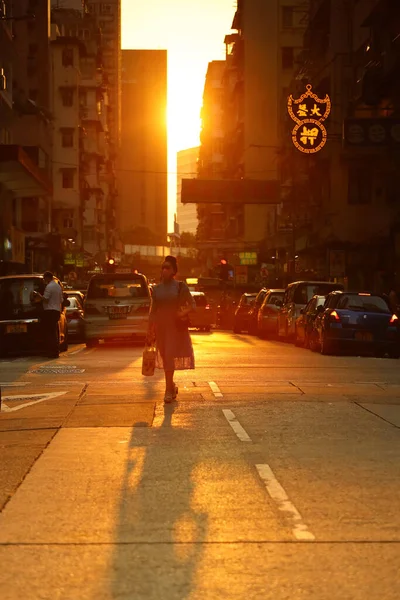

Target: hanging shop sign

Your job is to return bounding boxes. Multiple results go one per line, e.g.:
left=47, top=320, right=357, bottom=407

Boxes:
left=287, top=84, right=331, bottom=154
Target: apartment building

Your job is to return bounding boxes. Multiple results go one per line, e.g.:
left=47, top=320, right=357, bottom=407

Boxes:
left=197, top=60, right=227, bottom=252
left=176, top=147, right=199, bottom=235
left=51, top=5, right=112, bottom=263
left=290, top=0, right=400, bottom=289
left=0, top=0, right=53, bottom=274
left=86, top=0, right=121, bottom=249
left=118, top=50, right=168, bottom=245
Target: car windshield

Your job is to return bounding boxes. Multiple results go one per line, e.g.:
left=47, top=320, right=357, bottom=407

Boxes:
left=87, top=276, right=149, bottom=300
left=337, top=295, right=390, bottom=313
left=0, top=277, right=44, bottom=320
left=293, top=283, right=342, bottom=304
left=192, top=294, right=207, bottom=307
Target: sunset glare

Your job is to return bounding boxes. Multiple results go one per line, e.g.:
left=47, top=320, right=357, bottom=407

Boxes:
left=121, top=0, right=235, bottom=227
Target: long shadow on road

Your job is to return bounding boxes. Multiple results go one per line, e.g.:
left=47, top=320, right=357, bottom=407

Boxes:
left=110, top=400, right=208, bottom=599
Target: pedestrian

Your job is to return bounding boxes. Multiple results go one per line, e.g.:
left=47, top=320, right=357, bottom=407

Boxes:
left=147, top=255, right=195, bottom=403
left=33, top=271, right=64, bottom=358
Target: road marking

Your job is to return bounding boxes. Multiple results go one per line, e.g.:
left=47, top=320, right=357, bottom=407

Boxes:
left=222, top=409, right=252, bottom=442
left=209, top=381, right=223, bottom=398
left=1, top=391, right=67, bottom=413
left=256, top=464, right=315, bottom=542
left=0, top=382, right=30, bottom=387
left=68, top=346, right=86, bottom=356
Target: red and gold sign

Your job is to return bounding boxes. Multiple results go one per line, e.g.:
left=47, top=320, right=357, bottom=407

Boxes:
left=287, top=84, right=331, bottom=154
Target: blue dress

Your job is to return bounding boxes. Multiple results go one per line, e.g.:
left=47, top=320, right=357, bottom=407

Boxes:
left=150, top=279, right=195, bottom=370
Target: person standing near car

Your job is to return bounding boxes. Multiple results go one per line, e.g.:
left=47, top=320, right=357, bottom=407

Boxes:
left=33, top=271, right=64, bottom=358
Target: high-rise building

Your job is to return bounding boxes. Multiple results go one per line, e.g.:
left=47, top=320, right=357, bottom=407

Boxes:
left=176, top=147, right=199, bottom=235
left=51, top=5, right=112, bottom=264
left=0, top=0, right=53, bottom=274
left=85, top=0, right=121, bottom=252
left=118, top=50, right=168, bottom=245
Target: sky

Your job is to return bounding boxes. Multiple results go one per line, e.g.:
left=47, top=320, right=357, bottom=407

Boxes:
left=121, top=0, right=236, bottom=230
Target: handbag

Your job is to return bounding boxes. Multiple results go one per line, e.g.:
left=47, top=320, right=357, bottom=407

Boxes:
left=176, top=281, right=191, bottom=330
left=142, top=345, right=156, bottom=376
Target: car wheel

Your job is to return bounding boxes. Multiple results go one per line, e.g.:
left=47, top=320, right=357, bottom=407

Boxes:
left=320, top=334, right=333, bottom=355
left=389, top=350, right=400, bottom=359
left=60, top=329, right=68, bottom=352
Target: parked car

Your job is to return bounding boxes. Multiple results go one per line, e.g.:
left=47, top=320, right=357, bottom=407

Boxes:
left=295, top=294, right=326, bottom=347
left=66, top=296, right=85, bottom=341
left=278, top=280, right=344, bottom=342
left=233, top=293, right=257, bottom=333
left=258, top=289, right=285, bottom=338
left=65, top=290, right=85, bottom=305
left=311, top=291, right=400, bottom=357
left=0, top=274, right=68, bottom=358
left=189, top=291, right=213, bottom=331
left=247, top=288, right=269, bottom=335
left=84, top=272, right=151, bottom=346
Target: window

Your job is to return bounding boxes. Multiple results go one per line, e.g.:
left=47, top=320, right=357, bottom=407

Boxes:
left=60, top=87, right=74, bottom=107
left=348, top=167, right=372, bottom=204
left=282, top=6, right=294, bottom=28
left=281, top=47, right=294, bottom=70
left=61, top=128, right=74, bottom=148
left=62, top=48, right=74, bottom=67
left=100, top=3, right=113, bottom=15
left=63, top=212, right=74, bottom=228
left=62, top=169, right=74, bottom=189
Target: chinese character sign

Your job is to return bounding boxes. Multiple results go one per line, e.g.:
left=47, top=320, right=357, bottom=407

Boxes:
left=287, top=84, right=331, bottom=154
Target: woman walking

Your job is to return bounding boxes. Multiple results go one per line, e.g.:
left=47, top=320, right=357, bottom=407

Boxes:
left=147, top=256, right=195, bottom=403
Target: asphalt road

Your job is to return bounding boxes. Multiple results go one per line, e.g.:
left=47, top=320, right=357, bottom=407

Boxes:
left=0, top=331, right=400, bottom=599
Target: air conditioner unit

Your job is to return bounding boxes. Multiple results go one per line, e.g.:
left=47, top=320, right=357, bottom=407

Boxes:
left=0, top=68, right=7, bottom=92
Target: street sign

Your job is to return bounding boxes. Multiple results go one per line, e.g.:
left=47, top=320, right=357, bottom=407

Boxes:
left=64, top=252, right=75, bottom=265
left=75, top=253, right=84, bottom=267
left=239, top=252, right=257, bottom=266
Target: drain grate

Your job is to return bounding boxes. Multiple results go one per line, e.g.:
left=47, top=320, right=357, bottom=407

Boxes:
left=30, top=365, right=85, bottom=374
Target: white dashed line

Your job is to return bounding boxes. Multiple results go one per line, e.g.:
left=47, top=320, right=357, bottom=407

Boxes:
left=222, top=409, right=252, bottom=442
left=256, top=464, right=315, bottom=542
left=209, top=381, right=223, bottom=398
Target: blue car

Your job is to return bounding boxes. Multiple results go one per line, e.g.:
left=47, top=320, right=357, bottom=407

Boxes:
left=312, top=291, right=400, bottom=357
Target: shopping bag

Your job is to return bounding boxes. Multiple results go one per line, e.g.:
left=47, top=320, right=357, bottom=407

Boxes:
left=142, top=346, right=156, bottom=376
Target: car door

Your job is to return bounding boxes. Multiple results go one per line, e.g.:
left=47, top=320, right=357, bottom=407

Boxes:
left=279, top=286, right=294, bottom=337
left=299, top=298, right=315, bottom=341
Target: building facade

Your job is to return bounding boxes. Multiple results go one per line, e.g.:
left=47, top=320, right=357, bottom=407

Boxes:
left=176, top=146, right=199, bottom=235
left=286, top=0, right=400, bottom=290
left=0, top=0, right=53, bottom=275
left=118, top=50, right=168, bottom=245
left=51, top=4, right=113, bottom=268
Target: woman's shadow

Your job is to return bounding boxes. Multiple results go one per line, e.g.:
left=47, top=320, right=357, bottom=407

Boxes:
left=110, top=399, right=209, bottom=599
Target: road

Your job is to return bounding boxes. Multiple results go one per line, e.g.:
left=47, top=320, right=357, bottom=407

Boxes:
left=0, top=331, right=400, bottom=599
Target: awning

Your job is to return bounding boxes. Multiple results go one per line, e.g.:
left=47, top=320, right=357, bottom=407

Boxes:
left=0, top=145, right=52, bottom=197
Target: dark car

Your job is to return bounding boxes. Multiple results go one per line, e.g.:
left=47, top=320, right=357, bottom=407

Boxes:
left=257, top=289, right=285, bottom=338
left=247, top=288, right=269, bottom=335
left=295, top=295, right=326, bottom=347
left=66, top=296, right=85, bottom=341
left=233, top=293, right=257, bottom=333
left=0, top=274, right=68, bottom=358
left=312, top=291, right=400, bottom=357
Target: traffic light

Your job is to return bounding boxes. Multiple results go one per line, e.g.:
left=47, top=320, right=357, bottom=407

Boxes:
left=219, top=259, right=230, bottom=281
left=104, top=258, right=115, bottom=273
